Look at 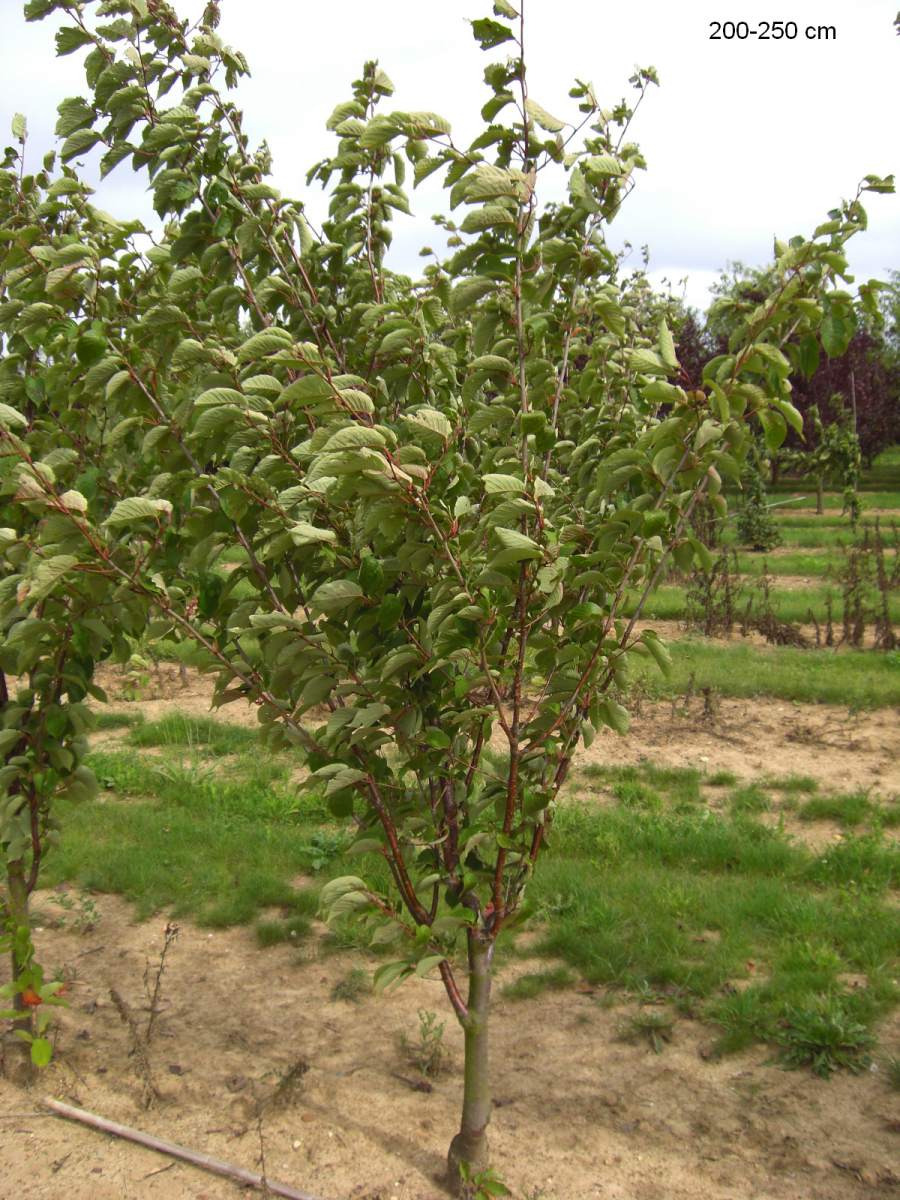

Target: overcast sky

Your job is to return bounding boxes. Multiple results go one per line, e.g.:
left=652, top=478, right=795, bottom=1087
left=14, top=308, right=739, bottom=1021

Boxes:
left=1, top=0, right=897, bottom=310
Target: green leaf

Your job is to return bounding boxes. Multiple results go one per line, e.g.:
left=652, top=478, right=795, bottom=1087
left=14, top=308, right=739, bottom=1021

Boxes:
left=11, top=114, right=27, bottom=141
left=658, top=320, right=678, bottom=371
left=322, top=426, right=386, bottom=452
left=56, top=26, right=94, bottom=56
left=415, top=954, right=445, bottom=978
left=290, top=522, right=337, bottom=546
left=470, top=17, right=515, bottom=48
left=310, top=579, right=364, bottom=615
left=105, top=497, right=173, bottom=526
left=493, top=527, right=542, bottom=561
left=820, top=307, right=856, bottom=358
left=237, top=328, right=294, bottom=361
left=404, top=407, right=452, bottom=439
left=460, top=205, right=515, bottom=234
left=61, top=128, right=101, bottom=162
left=30, top=1037, right=52, bottom=1067
left=424, top=728, right=451, bottom=749
left=525, top=99, right=565, bottom=132
left=483, top=473, right=524, bottom=495
left=598, top=698, right=629, bottom=736
left=32, top=555, right=79, bottom=599
left=0, top=403, right=27, bottom=430
left=449, top=277, right=496, bottom=315
left=629, top=348, right=666, bottom=375
left=373, top=960, right=413, bottom=994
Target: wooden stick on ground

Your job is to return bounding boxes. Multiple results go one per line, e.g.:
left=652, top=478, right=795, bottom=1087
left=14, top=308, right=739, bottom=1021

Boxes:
left=43, top=1097, right=323, bottom=1200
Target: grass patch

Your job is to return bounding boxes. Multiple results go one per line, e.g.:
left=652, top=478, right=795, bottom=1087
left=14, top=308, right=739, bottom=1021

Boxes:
left=729, top=784, right=771, bottom=815
left=93, top=709, right=145, bottom=732
left=634, top=582, right=900, bottom=626
left=255, top=912, right=312, bottom=947
left=765, top=775, right=819, bottom=795
left=502, top=966, right=574, bottom=1001
left=762, top=490, right=900, bottom=509
left=42, top=748, right=388, bottom=926
left=707, top=770, right=738, bottom=787
left=580, top=763, right=702, bottom=810
left=331, top=967, right=371, bottom=1003
left=617, top=1008, right=676, bottom=1053
left=127, top=713, right=261, bottom=755
left=629, top=639, right=900, bottom=709
left=523, top=783, right=899, bottom=1071
left=799, top=792, right=900, bottom=830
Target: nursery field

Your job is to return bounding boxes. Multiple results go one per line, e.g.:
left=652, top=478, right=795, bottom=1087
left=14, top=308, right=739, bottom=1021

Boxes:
left=1, top=453, right=898, bottom=1200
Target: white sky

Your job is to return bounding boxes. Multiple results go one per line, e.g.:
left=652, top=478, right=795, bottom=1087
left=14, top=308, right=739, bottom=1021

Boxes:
left=1, top=0, right=897, bottom=310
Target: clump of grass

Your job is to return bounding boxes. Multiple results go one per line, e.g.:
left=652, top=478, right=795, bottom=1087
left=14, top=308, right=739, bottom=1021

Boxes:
left=255, top=912, right=312, bottom=948
left=93, top=710, right=145, bottom=732
left=330, top=967, right=370, bottom=1003
left=798, top=792, right=899, bottom=830
left=629, top=638, right=900, bottom=709
left=807, top=831, right=899, bottom=891
left=799, top=792, right=873, bottom=827
left=400, top=1009, right=446, bottom=1078
left=617, top=1008, right=675, bottom=1053
left=613, top=780, right=662, bottom=810
left=707, top=770, right=738, bottom=788
left=127, top=713, right=260, bottom=755
left=766, top=775, right=819, bottom=795
left=729, top=784, right=771, bottom=815
left=776, top=996, right=876, bottom=1078
left=502, top=966, right=574, bottom=1002
left=884, top=1056, right=900, bottom=1091
left=88, top=748, right=301, bottom=822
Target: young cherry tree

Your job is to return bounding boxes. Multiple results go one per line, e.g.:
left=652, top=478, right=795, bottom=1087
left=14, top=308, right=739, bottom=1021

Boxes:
left=0, top=121, right=163, bottom=1077
left=12, top=0, right=893, bottom=1179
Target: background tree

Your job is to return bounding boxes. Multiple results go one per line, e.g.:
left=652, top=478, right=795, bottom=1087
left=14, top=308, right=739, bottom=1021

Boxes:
left=3, top=0, right=893, bottom=1187
left=0, top=118, right=159, bottom=1078
left=708, top=259, right=899, bottom=466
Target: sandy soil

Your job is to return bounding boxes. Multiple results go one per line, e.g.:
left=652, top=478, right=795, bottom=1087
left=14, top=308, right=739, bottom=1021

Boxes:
left=94, top=658, right=900, bottom=798
left=2, top=660, right=897, bottom=1198
left=578, top=694, right=900, bottom=798
left=1, top=897, right=898, bottom=1200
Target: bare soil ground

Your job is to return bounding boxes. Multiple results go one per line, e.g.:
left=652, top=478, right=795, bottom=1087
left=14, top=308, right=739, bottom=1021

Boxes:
left=1, top=896, right=898, bottom=1200
left=93, top=659, right=900, bottom=799
left=2, top=665, right=898, bottom=1198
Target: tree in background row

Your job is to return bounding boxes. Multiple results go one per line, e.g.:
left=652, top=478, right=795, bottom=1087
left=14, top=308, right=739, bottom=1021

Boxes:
left=1, top=0, right=893, bottom=1185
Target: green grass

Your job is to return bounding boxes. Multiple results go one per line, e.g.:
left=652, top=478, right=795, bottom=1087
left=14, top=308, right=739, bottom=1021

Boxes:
left=40, top=729, right=900, bottom=1071
left=502, top=966, right=575, bottom=1001
left=630, top=638, right=900, bottom=709
left=762, top=490, right=900, bottom=509
left=526, top=795, right=899, bottom=1069
left=580, top=763, right=702, bottom=811
left=41, top=747, right=381, bottom=926
left=764, top=775, right=819, bottom=795
left=732, top=550, right=896, bottom=578
left=93, top=710, right=145, bottom=732
left=126, top=712, right=262, bottom=755
left=728, top=784, right=771, bottom=815
left=633, top=582, right=900, bottom=626
left=799, top=792, right=900, bottom=830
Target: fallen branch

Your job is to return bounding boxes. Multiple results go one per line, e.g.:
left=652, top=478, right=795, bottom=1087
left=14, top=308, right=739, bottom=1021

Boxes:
left=43, top=1097, right=324, bottom=1200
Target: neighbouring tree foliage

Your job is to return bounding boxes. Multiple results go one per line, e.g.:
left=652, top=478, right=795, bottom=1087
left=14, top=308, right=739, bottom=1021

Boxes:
left=0, top=128, right=160, bottom=1077
left=781, top=399, right=862, bottom=522
left=0, top=0, right=893, bottom=1183
left=735, top=446, right=782, bottom=552
left=709, top=260, right=899, bottom=464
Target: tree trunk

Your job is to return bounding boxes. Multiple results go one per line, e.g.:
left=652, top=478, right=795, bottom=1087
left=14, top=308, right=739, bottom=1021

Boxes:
left=816, top=475, right=824, bottom=515
left=447, top=933, right=493, bottom=1184
left=2, top=861, right=33, bottom=1084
